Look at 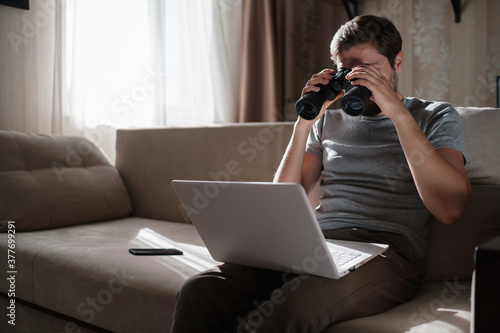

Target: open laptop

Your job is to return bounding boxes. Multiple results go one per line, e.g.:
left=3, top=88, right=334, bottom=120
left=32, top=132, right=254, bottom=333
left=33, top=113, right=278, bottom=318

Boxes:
left=171, top=180, right=388, bottom=279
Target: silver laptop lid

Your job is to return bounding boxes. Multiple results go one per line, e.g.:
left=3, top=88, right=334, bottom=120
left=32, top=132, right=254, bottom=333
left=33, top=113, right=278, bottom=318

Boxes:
left=171, top=180, right=339, bottom=278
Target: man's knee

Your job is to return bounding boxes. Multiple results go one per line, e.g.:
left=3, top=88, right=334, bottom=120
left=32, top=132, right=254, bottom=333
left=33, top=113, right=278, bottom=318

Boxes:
left=236, top=286, right=314, bottom=332
left=177, top=272, right=218, bottom=302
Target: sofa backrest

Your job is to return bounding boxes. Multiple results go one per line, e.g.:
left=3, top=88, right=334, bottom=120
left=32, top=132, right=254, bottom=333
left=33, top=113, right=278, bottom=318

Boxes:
left=0, top=131, right=133, bottom=232
left=116, top=123, right=294, bottom=223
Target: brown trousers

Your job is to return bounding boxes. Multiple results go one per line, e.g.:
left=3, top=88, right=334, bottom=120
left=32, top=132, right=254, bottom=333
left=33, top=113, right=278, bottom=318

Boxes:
left=171, top=228, right=425, bottom=333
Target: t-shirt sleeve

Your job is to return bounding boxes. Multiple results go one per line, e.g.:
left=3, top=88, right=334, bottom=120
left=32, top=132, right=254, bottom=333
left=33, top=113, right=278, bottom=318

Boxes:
left=305, top=116, right=324, bottom=158
left=424, top=102, right=467, bottom=164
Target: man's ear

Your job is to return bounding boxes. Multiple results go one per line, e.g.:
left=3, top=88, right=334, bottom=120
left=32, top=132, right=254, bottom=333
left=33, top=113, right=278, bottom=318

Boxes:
left=394, top=51, right=403, bottom=73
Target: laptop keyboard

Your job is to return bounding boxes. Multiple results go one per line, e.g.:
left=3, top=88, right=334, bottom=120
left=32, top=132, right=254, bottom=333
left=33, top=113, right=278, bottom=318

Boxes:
left=330, top=249, right=362, bottom=267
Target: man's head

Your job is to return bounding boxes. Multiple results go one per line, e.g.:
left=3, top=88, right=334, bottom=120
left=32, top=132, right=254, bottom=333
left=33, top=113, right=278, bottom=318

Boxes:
left=329, top=15, right=404, bottom=116
left=330, top=15, right=402, bottom=70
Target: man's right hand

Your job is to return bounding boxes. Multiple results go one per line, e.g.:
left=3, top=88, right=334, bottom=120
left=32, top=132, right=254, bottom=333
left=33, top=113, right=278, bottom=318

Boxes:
left=274, top=70, right=334, bottom=186
left=298, top=69, right=343, bottom=126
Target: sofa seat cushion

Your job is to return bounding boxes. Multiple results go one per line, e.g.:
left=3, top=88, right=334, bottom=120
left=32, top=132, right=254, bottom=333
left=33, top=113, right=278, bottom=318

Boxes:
left=0, top=218, right=217, bottom=332
left=0, top=131, right=133, bottom=231
left=324, top=280, right=471, bottom=333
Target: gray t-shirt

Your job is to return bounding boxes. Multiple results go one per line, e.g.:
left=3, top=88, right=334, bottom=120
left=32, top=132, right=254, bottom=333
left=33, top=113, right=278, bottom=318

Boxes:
left=306, top=97, right=466, bottom=258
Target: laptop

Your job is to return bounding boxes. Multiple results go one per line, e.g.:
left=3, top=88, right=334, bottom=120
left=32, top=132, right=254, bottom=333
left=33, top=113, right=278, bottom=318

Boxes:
left=171, top=180, right=389, bottom=279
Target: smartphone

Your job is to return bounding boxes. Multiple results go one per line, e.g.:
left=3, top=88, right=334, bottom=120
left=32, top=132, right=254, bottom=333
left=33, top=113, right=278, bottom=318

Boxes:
left=129, top=248, right=183, bottom=256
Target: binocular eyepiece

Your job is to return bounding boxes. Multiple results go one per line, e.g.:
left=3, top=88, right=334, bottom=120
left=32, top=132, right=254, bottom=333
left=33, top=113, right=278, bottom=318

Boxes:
left=295, top=68, right=372, bottom=119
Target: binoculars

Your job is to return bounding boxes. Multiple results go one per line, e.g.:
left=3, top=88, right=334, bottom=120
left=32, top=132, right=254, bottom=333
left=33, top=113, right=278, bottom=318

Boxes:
left=295, top=68, right=372, bottom=119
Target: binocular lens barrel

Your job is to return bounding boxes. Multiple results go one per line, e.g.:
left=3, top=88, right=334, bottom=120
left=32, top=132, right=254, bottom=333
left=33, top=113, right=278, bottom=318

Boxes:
left=296, top=99, right=321, bottom=120
left=340, top=86, right=372, bottom=117
left=295, top=80, right=371, bottom=119
left=295, top=87, right=327, bottom=120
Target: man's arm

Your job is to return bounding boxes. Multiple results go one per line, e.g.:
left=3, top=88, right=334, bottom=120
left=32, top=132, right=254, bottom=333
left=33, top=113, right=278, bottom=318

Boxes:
left=273, top=69, right=336, bottom=195
left=348, top=65, right=471, bottom=224
left=273, top=122, right=322, bottom=195
left=391, top=112, right=471, bottom=224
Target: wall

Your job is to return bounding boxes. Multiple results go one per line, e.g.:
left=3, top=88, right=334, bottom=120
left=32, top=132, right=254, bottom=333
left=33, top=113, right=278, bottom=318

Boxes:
left=379, top=0, right=500, bottom=108
left=0, top=1, right=58, bottom=134
left=282, top=0, right=500, bottom=120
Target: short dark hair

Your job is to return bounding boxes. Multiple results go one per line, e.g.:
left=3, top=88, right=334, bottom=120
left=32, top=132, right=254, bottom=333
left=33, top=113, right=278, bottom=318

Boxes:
left=330, top=15, right=402, bottom=69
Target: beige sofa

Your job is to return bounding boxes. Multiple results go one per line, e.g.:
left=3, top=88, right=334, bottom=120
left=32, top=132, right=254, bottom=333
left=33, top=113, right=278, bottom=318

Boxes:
left=0, top=106, right=499, bottom=333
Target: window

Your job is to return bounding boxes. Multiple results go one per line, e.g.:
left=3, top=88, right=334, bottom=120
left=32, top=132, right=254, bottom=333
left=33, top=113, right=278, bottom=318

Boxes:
left=66, top=0, right=241, bottom=133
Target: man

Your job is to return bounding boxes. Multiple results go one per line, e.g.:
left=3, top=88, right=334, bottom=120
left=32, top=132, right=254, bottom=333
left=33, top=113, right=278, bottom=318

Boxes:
left=171, top=15, right=470, bottom=332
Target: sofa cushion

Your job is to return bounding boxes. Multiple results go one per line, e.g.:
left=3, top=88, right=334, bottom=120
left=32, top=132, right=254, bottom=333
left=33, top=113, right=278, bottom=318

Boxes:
left=423, top=185, right=500, bottom=281
left=457, top=107, right=500, bottom=185
left=0, top=131, right=132, bottom=232
left=116, top=123, right=294, bottom=223
left=0, top=217, right=216, bottom=332
left=324, top=281, right=471, bottom=333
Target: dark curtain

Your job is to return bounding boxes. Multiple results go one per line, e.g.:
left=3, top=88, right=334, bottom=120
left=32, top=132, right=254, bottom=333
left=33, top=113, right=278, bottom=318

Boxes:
left=238, top=0, right=346, bottom=122
left=238, top=0, right=284, bottom=122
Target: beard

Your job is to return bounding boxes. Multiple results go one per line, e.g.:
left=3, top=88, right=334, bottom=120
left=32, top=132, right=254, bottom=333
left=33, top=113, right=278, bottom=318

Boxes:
left=362, top=68, right=398, bottom=117
left=362, top=101, right=383, bottom=117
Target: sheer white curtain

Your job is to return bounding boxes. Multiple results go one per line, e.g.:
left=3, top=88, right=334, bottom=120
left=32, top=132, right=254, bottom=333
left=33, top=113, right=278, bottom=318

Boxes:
left=63, top=0, right=242, bottom=162
left=156, top=0, right=242, bottom=124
